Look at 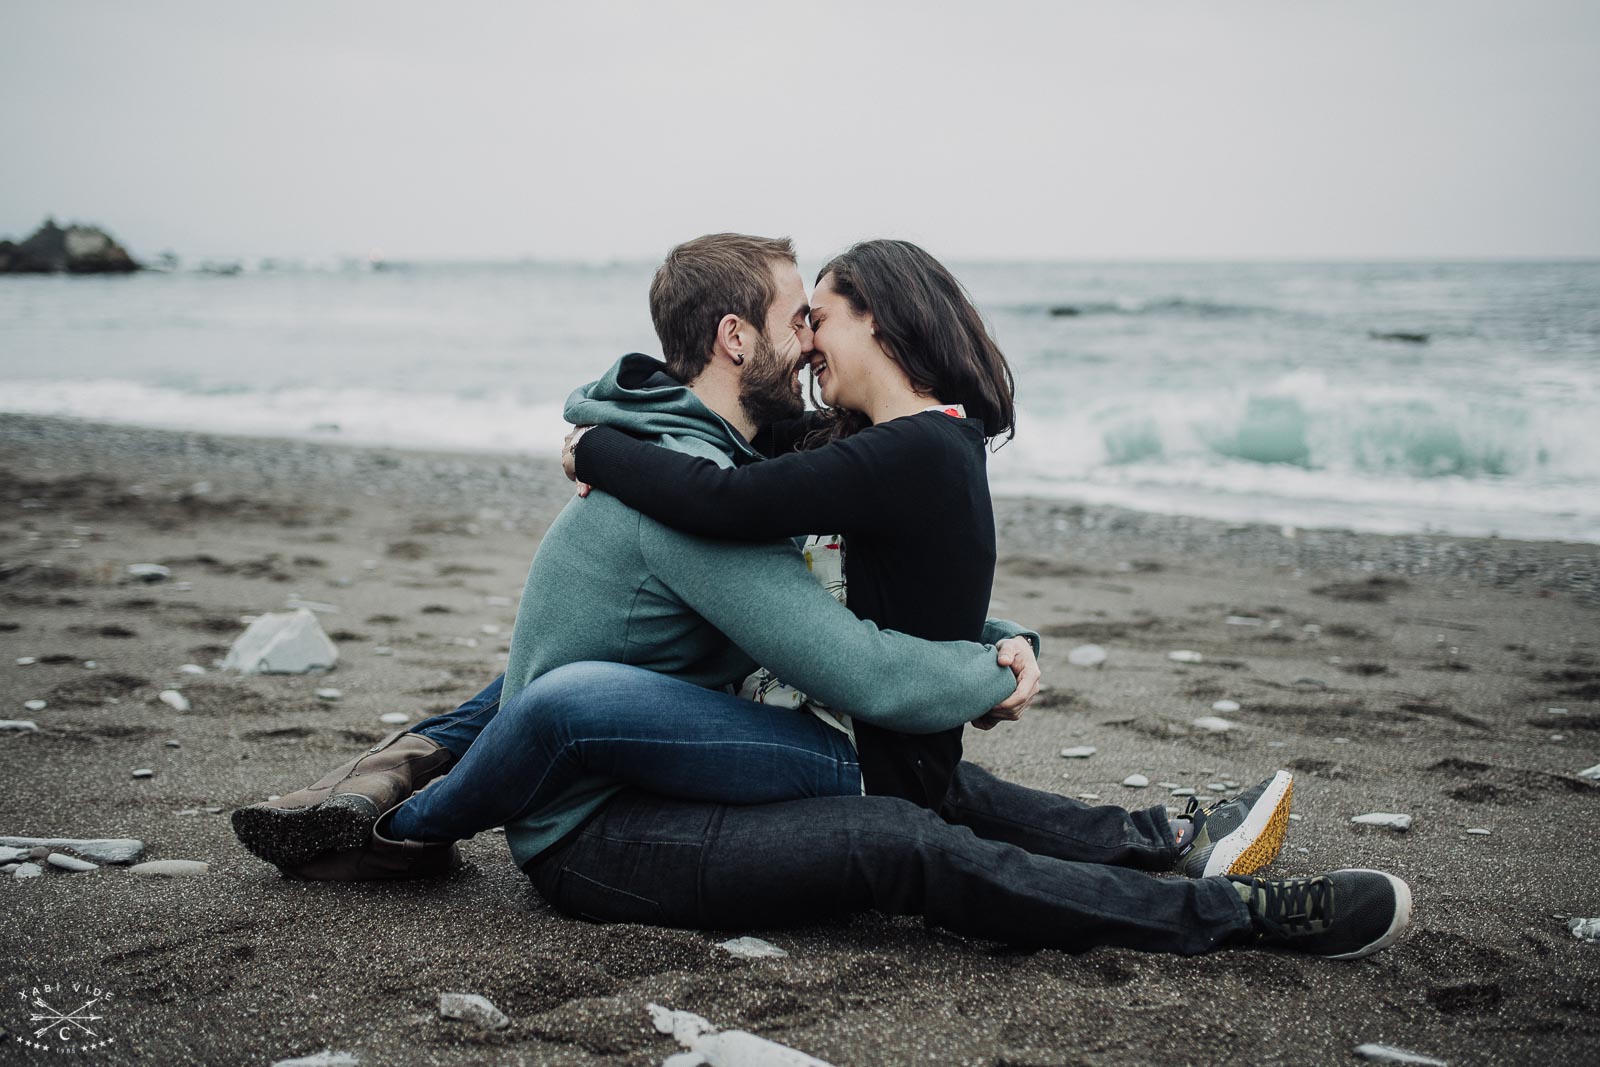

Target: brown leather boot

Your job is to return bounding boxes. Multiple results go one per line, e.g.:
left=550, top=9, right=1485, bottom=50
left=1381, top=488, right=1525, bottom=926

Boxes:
left=280, top=798, right=461, bottom=881
left=231, top=730, right=453, bottom=869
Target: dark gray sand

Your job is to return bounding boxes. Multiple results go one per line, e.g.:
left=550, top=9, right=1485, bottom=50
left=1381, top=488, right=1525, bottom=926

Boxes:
left=2, top=413, right=1598, bottom=1066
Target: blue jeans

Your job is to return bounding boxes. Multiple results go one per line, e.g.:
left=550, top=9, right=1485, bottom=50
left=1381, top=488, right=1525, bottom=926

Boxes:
left=391, top=662, right=861, bottom=842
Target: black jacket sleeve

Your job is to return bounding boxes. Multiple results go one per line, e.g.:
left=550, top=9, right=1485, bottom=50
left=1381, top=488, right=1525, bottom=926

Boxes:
left=573, top=415, right=949, bottom=541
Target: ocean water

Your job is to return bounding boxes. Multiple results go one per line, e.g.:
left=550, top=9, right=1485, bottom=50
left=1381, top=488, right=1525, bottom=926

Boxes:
left=2, top=259, right=1597, bottom=543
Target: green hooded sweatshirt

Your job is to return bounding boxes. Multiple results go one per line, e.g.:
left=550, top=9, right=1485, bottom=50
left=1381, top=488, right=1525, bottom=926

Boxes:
left=500, top=354, right=1032, bottom=867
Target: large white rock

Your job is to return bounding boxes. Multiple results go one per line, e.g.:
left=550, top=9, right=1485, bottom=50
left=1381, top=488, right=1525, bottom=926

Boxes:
left=222, top=609, right=338, bottom=674
left=1353, top=1044, right=1448, bottom=1066
left=13, top=862, right=43, bottom=879
left=1067, top=644, right=1107, bottom=667
left=648, top=1004, right=834, bottom=1067
left=716, top=937, right=788, bottom=959
left=0, top=836, right=144, bottom=864
left=1122, top=774, right=1150, bottom=788
left=438, top=992, right=509, bottom=1030
left=1352, top=813, right=1413, bottom=832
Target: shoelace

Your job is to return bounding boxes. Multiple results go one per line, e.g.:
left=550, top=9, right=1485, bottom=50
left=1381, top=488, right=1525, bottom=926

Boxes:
left=1249, top=876, right=1332, bottom=938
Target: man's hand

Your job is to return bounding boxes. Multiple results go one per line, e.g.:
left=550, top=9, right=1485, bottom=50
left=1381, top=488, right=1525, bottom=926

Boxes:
left=562, top=425, right=594, bottom=498
left=974, top=636, right=1039, bottom=729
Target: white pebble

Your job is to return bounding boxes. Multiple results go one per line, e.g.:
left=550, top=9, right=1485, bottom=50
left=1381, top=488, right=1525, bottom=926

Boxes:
left=1464, top=828, right=1491, bottom=836
left=438, top=992, right=510, bottom=1030
left=715, top=936, right=788, bottom=959
left=1067, top=643, right=1107, bottom=667
left=1579, top=764, right=1600, bottom=781
left=1223, top=780, right=1240, bottom=788
left=13, top=862, right=43, bottom=880
left=315, top=687, right=343, bottom=701
left=16, top=656, right=36, bottom=666
left=1170, top=787, right=1197, bottom=797
left=83, top=661, right=96, bottom=669
left=1192, top=716, right=1235, bottom=732
left=1548, top=707, right=1568, bottom=716
left=130, top=859, right=209, bottom=877
left=1569, top=917, right=1600, bottom=942
left=1122, top=774, right=1149, bottom=788
left=127, top=563, right=171, bottom=582
left=379, top=712, right=410, bottom=725
left=1353, top=1043, right=1448, bottom=1066
left=165, top=739, right=181, bottom=748
left=1289, top=813, right=1303, bottom=822
left=1158, top=781, right=1181, bottom=789
left=480, top=624, right=501, bottom=636
left=1225, top=615, right=1263, bottom=626
left=159, top=690, right=190, bottom=712
left=373, top=646, right=394, bottom=656
left=46, top=853, right=99, bottom=872
left=1207, top=783, right=1226, bottom=791
left=1331, top=736, right=1351, bottom=744
left=132, top=768, right=154, bottom=779
left=1167, top=650, right=1204, bottom=663
left=179, top=664, right=207, bottom=675
left=1, top=719, right=40, bottom=732
left=1076, top=793, right=1101, bottom=801
left=1211, top=699, right=1241, bottom=713
left=270, top=1052, right=360, bottom=1067
left=1059, top=746, right=1097, bottom=759
left=23, top=699, right=47, bottom=712
left=1351, top=812, right=1412, bottom=831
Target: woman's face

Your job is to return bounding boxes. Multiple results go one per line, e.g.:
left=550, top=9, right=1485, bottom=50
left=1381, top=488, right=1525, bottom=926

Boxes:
left=807, top=273, right=883, bottom=411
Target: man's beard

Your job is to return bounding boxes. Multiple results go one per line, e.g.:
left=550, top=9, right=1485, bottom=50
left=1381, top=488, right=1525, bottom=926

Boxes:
left=737, top=333, right=805, bottom=429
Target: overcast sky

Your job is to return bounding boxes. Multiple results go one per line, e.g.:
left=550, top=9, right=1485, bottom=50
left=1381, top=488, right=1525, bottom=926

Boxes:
left=3, top=0, right=1597, bottom=261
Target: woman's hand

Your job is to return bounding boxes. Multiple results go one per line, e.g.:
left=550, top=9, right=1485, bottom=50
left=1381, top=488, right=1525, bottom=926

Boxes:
left=562, top=425, right=594, bottom=497
left=974, top=636, right=1039, bottom=729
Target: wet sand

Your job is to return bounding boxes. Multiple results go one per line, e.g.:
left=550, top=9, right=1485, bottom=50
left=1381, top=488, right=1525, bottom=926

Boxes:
left=2, top=413, right=1598, bottom=1066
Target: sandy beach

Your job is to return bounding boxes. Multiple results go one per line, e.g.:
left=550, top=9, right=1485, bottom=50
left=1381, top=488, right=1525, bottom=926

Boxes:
left=2, top=411, right=1598, bottom=1066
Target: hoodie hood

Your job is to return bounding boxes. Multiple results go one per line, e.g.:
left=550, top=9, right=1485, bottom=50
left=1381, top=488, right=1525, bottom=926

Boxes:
left=563, top=353, right=761, bottom=465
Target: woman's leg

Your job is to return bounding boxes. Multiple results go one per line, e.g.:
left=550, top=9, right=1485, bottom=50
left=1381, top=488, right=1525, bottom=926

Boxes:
left=387, top=661, right=861, bottom=843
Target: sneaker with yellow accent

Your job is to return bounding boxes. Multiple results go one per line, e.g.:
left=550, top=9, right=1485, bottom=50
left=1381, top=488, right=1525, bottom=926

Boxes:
left=1178, top=769, right=1293, bottom=878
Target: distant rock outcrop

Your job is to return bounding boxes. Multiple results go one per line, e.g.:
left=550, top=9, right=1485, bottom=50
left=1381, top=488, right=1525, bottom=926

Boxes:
left=0, top=218, right=141, bottom=273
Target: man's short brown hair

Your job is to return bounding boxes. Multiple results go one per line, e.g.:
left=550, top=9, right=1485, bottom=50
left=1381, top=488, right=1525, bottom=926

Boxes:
left=649, top=233, right=797, bottom=383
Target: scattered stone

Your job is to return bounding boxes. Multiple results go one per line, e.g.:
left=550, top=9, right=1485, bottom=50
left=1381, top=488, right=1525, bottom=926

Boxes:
left=270, top=1052, right=359, bottom=1067
left=1289, top=813, right=1302, bottom=822
left=480, top=624, right=501, bottom=636
left=158, top=689, right=190, bottom=712
left=175, top=809, right=201, bottom=817
left=127, top=563, right=171, bottom=582
left=1548, top=707, right=1568, bottom=716
left=23, top=699, right=47, bottom=712
left=379, top=712, right=410, bottom=725
left=1168, top=650, right=1204, bottom=663
left=0, top=837, right=144, bottom=864
left=1569, top=917, right=1600, bottom=942
left=648, top=1003, right=834, bottom=1067
left=716, top=936, right=789, bottom=959
left=165, top=739, right=181, bottom=748
left=437, top=992, right=510, bottom=1030
left=1353, top=1043, right=1448, bottom=1066
left=1225, top=615, right=1263, bottom=626
left=222, top=609, right=339, bottom=674
left=130, top=859, right=209, bottom=877
left=46, top=853, right=99, bottom=872
left=16, top=656, right=36, bottom=666
left=1170, top=787, right=1197, bottom=797
left=315, top=687, right=343, bottom=702
left=1192, top=716, right=1235, bottom=732
left=1578, top=764, right=1600, bottom=781
left=1, top=719, right=40, bottom=732
left=203, top=806, right=223, bottom=814
left=1331, top=736, right=1351, bottom=744
left=13, top=862, right=43, bottom=879
left=1352, top=813, right=1412, bottom=832
left=1224, top=779, right=1239, bottom=788
left=1076, top=793, right=1101, bottom=801
left=1211, top=699, right=1241, bottom=713
left=1122, top=774, right=1149, bottom=788
left=0, top=846, right=23, bottom=863
left=1157, top=781, right=1181, bottom=789
left=132, top=768, right=154, bottom=779
left=1207, top=783, right=1226, bottom=791
left=372, top=646, right=394, bottom=656
left=1465, top=828, right=1491, bottom=836
left=1067, top=643, right=1108, bottom=667
left=1059, top=746, right=1097, bottom=759
left=179, top=664, right=207, bottom=675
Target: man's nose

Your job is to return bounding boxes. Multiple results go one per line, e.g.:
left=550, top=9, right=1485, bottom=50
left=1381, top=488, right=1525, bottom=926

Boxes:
left=797, top=324, right=815, bottom=354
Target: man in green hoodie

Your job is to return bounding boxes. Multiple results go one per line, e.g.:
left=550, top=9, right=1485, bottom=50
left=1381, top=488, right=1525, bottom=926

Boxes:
left=233, top=233, right=1411, bottom=960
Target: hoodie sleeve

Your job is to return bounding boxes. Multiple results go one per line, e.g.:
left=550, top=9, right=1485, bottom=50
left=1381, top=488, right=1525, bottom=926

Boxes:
left=637, top=519, right=1016, bottom=733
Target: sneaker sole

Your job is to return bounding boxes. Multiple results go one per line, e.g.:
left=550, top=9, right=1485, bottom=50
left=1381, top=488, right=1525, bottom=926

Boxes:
left=231, top=794, right=379, bottom=869
left=1326, top=869, right=1413, bottom=961
left=1203, top=770, right=1294, bottom=878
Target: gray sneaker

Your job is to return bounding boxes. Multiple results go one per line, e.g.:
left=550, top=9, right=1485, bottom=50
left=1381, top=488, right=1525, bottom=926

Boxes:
left=1231, top=869, right=1413, bottom=959
left=1179, top=770, right=1293, bottom=878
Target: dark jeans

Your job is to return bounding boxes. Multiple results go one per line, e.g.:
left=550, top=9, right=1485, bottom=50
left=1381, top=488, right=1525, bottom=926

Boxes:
left=526, top=764, right=1252, bottom=956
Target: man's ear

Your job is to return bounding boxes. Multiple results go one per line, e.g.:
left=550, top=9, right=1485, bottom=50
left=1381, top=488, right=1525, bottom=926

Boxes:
left=714, top=313, right=747, bottom=365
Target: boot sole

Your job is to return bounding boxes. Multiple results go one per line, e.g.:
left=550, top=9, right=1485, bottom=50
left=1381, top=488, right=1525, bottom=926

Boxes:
left=231, top=794, right=379, bottom=869
left=1204, top=771, right=1294, bottom=878
left=1326, top=870, right=1413, bottom=960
